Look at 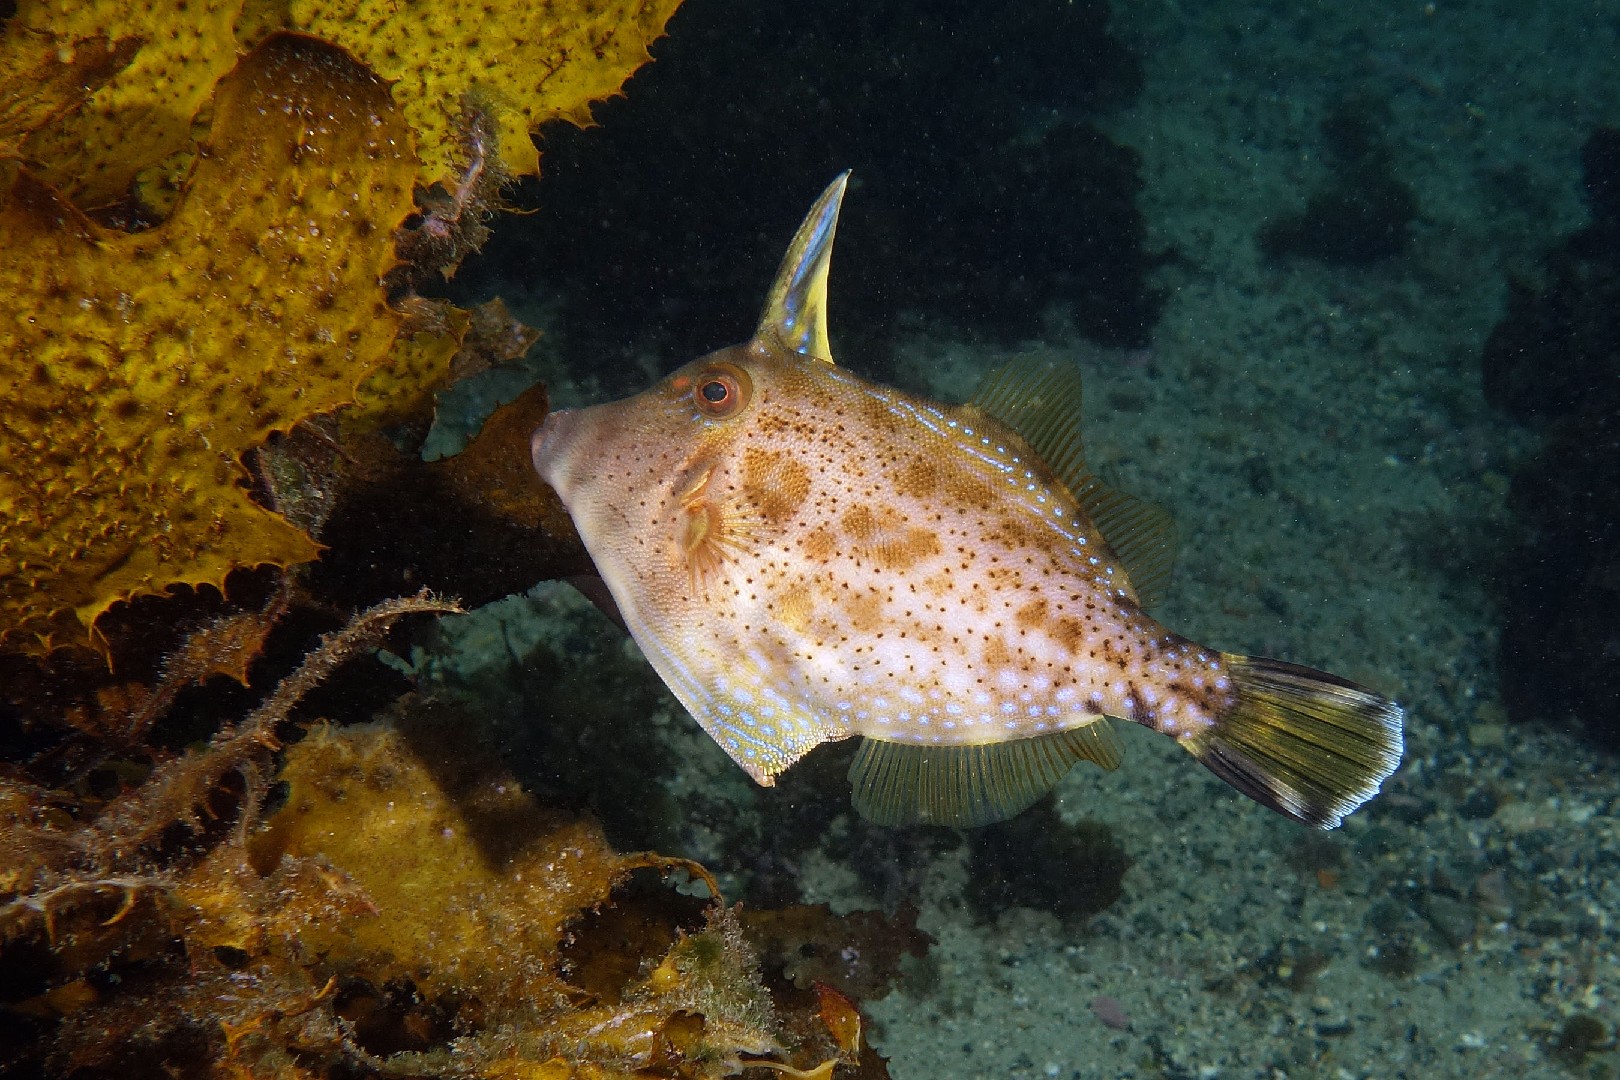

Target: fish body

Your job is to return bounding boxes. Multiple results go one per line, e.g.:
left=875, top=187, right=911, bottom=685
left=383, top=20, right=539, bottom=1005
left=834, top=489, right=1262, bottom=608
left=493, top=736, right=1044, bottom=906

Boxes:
left=533, top=175, right=1403, bottom=829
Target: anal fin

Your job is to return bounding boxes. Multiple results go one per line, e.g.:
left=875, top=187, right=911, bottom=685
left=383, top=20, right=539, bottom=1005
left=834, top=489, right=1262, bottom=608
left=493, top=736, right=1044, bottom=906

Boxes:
left=848, top=718, right=1122, bottom=828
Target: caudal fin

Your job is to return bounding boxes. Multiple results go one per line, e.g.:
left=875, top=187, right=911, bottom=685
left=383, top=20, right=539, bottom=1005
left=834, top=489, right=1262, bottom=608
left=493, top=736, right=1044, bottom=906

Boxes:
left=1184, top=654, right=1404, bottom=829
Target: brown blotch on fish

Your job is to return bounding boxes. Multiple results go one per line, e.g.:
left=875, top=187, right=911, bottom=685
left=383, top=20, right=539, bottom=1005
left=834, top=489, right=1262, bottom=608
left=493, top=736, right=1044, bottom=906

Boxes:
left=897, top=457, right=940, bottom=498
left=741, top=446, right=811, bottom=523
left=1052, top=616, right=1090, bottom=656
left=943, top=471, right=997, bottom=511
left=775, top=580, right=815, bottom=634
left=842, top=588, right=886, bottom=633
left=983, top=635, right=1014, bottom=669
left=801, top=524, right=838, bottom=563
left=1015, top=598, right=1049, bottom=631
left=841, top=504, right=878, bottom=542
left=871, top=527, right=942, bottom=572
left=840, top=505, right=943, bottom=570
left=858, top=393, right=893, bottom=426
left=989, top=512, right=1050, bottom=550
left=921, top=569, right=957, bottom=598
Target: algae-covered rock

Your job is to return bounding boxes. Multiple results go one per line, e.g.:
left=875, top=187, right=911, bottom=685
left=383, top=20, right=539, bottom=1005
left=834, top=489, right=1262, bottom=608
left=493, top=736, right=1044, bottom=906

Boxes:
left=7, top=713, right=866, bottom=1078
left=235, top=718, right=831, bottom=1076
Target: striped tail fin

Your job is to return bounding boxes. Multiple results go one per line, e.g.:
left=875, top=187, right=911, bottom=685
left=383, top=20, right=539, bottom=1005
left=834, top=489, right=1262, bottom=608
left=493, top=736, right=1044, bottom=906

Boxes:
left=1183, top=654, right=1404, bottom=829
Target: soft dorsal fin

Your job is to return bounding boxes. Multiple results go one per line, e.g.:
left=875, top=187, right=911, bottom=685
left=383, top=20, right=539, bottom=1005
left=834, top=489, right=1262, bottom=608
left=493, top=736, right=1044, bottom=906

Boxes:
left=968, top=355, right=1177, bottom=607
left=755, top=172, right=849, bottom=365
left=847, top=719, right=1123, bottom=828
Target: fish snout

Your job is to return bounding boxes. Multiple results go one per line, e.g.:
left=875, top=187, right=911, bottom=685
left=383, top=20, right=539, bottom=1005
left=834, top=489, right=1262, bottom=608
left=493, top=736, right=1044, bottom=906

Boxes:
left=530, top=408, right=581, bottom=494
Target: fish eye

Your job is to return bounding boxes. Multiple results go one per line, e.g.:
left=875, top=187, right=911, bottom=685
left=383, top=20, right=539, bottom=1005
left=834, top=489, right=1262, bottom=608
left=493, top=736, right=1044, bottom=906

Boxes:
left=691, top=363, right=752, bottom=419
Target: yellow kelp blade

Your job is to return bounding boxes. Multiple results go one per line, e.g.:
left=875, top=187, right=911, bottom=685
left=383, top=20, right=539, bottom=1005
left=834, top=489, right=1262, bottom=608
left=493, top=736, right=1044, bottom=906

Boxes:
left=0, top=34, right=416, bottom=655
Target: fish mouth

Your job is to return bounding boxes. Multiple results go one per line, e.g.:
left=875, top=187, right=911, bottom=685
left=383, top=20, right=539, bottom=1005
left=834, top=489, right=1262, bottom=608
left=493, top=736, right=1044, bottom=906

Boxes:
left=530, top=407, right=581, bottom=495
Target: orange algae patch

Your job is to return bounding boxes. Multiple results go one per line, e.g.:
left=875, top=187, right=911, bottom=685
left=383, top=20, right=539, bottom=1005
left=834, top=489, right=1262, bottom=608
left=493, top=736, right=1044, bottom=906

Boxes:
left=253, top=719, right=630, bottom=1008
left=241, top=719, right=788, bottom=1077
left=0, top=634, right=894, bottom=1076
left=0, top=34, right=417, bottom=654
left=1, top=716, right=795, bottom=1077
